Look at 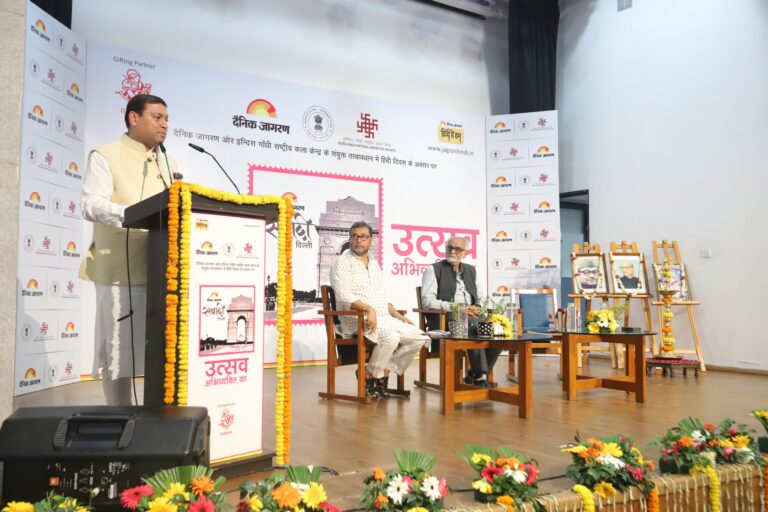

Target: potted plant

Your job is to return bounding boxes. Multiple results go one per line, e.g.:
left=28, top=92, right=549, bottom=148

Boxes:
left=360, top=449, right=448, bottom=512
left=237, top=465, right=339, bottom=512
left=457, top=445, right=544, bottom=511
left=476, top=297, right=494, bottom=337
left=562, top=434, right=657, bottom=506
left=448, top=301, right=467, bottom=337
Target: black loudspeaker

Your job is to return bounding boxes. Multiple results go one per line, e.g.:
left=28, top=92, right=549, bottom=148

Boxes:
left=0, top=406, right=209, bottom=510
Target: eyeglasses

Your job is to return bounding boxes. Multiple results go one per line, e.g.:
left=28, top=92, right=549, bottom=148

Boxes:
left=350, top=234, right=371, bottom=241
left=446, top=245, right=466, bottom=253
left=579, top=269, right=599, bottom=276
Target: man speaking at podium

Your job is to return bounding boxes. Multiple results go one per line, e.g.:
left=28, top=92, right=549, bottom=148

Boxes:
left=79, top=94, right=178, bottom=405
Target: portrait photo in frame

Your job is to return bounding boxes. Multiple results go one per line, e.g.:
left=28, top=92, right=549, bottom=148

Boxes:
left=571, top=253, right=608, bottom=294
left=610, top=253, right=649, bottom=294
left=652, top=262, right=690, bottom=301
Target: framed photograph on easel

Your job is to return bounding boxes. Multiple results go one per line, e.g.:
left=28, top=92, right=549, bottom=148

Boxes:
left=609, top=253, right=649, bottom=294
left=571, top=253, right=608, bottom=294
left=652, top=262, right=690, bottom=301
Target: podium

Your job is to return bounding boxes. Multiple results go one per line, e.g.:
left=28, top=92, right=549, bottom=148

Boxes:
left=124, top=186, right=279, bottom=469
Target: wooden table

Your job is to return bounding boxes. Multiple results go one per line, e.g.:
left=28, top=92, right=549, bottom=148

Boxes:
left=439, top=333, right=551, bottom=417
left=559, top=329, right=655, bottom=402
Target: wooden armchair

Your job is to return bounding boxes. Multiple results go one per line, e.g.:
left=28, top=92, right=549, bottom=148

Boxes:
left=317, top=285, right=407, bottom=404
left=411, top=286, right=447, bottom=390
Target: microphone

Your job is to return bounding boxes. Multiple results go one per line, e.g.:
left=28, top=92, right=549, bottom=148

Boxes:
left=158, top=142, right=174, bottom=187
left=188, top=143, right=240, bottom=194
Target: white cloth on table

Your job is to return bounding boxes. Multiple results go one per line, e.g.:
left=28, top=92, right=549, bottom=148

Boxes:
left=330, top=249, right=428, bottom=378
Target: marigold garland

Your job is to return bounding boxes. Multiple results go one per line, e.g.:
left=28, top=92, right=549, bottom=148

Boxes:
left=572, top=484, right=595, bottom=512
left=763, top=457, right=768, bottom=509
left=691, top=465, right=721, bottom=512
left=163, top=182, right=294, bottom=463
left=646, top=487, right=659, bottom=512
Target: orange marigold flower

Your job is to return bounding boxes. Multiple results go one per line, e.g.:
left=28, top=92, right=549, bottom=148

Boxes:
left=373, top=494, right=389, bottom=509
left=496, top=495, right=516, bottom=511
left=703, top=423, right=715, bottom=431
left=190, top=477, right=215, bottom=497
left=646, top=460, right=655, bottom=472
left=373, top=467, right=386, bottom=482
left=271, top=483, right=300, bottom=509
left=678, top=436, right=694, bottom=447
left=709, top=439, right=720, bottom=446
left=577, top=450, right=591, bottom=460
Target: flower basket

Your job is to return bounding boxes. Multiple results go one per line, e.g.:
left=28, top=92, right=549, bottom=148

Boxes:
left=238, top=465, right=339, bottom=512
left=657, top=458, right=690, bottom=475
left=562, top=434, right=656, bottom=501
left=119, top=465, right=227, bottom=511
left=458, top=445, right=544, bottom=512
left=360, top=449, right=447, bottom=512
left=759, top=436, right=768, bottom=454
left=585, top=309, right=619, bottom=334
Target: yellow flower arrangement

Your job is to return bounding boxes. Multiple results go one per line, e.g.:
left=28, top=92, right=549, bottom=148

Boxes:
left=489, top=313, right=513, bottom=337
left=585, top=309, right=619, bottom=334
left=163, top=181, right=294, bottom=463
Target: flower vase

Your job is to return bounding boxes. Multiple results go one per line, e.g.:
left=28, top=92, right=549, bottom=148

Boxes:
left=477, top=321, right=493, bottom=337
left=473, top=490, right=499, bottom=503
left=759, top=436, right=768, bottom=454
left=448, top=320, right=468, bottom=337
left=658, top=458, right=690, bottom=475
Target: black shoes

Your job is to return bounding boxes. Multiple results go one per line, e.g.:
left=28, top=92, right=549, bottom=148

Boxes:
left=356, top=369, right=387, bottom=399
left=464, top=371, right=492, bottom=388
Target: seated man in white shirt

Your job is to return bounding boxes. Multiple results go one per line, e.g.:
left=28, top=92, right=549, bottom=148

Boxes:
left=330, top=221, right=429, bottom=399
left=421, top=236, right=501, bottom=387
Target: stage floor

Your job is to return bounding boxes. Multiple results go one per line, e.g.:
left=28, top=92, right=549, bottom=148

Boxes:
left=14, top=356, right=768, bottom=508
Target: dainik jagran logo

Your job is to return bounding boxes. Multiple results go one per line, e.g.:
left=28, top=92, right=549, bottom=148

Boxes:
left=490, top=230, right=514, bottom=244
left=489, top=120, right=512, bottom=135
left=490, top=175, right=513, bottom=190
left=30, top=18, right=50, bottom=42
left=533, top=201, right=556, bottom=214
left=232, top=98, right=290, bottom=134
left=532, top=145, right=555, bottom=159
left=116, top=68, right=152, bottom=102
left=19, top=367, right=42, bottom=390
left=535, top=257, right=557, bottom=270
left=27, top=105, right=48, bottom=126
left=196, top=241, right=218, bottom=256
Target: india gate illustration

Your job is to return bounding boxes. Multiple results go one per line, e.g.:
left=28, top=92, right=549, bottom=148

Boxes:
left=315, top=196, right=379, bottom=298
left=200, top=293, right=255, bottom=353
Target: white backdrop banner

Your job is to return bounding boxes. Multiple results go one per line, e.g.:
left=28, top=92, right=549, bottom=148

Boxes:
left=81, top=43, right=487, bottom=369
left=485, top=112, right=561, bottom=304
left=15, top=2, right=87, bottom=396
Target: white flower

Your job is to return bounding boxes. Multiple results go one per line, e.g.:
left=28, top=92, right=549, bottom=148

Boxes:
left=386, top=474, right=411, bottom=505
left=701, top=450, right=717, bottom=466
left=511, top=470, right=528, bottom=484
left=597, top=455, right=625, bottom=469
left=735, top=448, right=755, bottom=464
left=691, top=430, right=705, bottom=443
left=420, top=476, right=442, bottom=502
left=290, top=482, right=309, bottom=497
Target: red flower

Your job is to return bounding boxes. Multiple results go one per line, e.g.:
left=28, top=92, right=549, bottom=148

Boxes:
left=438, top=478, right=449, bottom=498
left=120, top=484, right=153, bottom=510
left=321, top=502, right=341, bottom=512
left=188, top=498, right=215, bottom=512
left=236, top=500, right=250, bottom=512
left=703, top=423, right=715, bottom=431
left=728, top=428, right=738, bottom=436
left=524, top=464, right=538, bottom=485
left=628, top=468, right=644, bottom=481
left=482, top=465, right=503, bottom=482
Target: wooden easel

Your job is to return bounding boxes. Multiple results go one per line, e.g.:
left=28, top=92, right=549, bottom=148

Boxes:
left=607, top=241, right=656, bottom=366
left=568, top=242, right=620, bottom=368
left=651, top=240, right=706, bottom=371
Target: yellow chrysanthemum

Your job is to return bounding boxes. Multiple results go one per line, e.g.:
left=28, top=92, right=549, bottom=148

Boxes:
left=630, top=446, right=645, bottom=465
left=593, top=481, right=616, bottom=499
left=302, top=482, right=327, bottom=509
left=601, top=442, right=623, bottom=458
left=720, top=439, right=734, bottom=448
left=586, top=323, right=600, bottom=333
left=2, top=501, right=35, bottom=512
left=405, top=508, right=429, bottom=512
left=74, top=508, right=87, bottom=512
left=472, top=479, right=492, bottom=494
left=730, top=435, right=750, bottom=449
left=248, top=496, right=263, bottom=512
left=471, top=453, right=492, bottom=465
left=147, top=497, right=178, bottom=512
left=162, top=482, right=189, bottom=501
